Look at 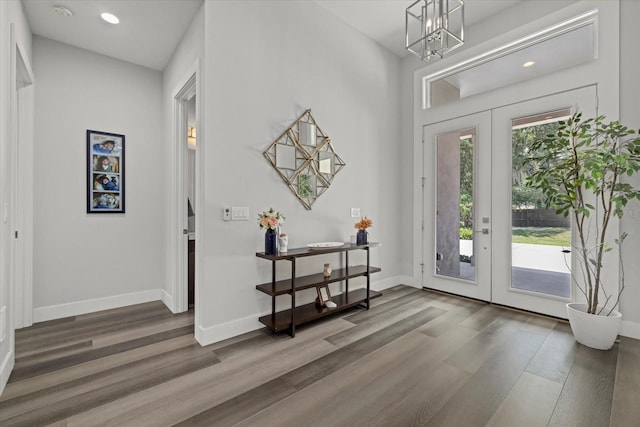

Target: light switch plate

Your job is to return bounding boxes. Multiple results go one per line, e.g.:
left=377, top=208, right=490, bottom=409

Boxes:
left=351, top=208, right=360, bottom=218
left=231, top=206, right=249, bottom=221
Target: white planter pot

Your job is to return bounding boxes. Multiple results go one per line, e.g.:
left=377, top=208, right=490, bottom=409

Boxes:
left=566, top=303, right=622, bottom=350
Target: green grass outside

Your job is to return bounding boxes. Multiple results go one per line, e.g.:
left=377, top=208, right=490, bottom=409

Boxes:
left=511, top=227, right=570, bottom=246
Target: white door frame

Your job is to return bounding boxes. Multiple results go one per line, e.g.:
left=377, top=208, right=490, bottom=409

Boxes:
left=419, top=86, right=598, bottom=317
left=170, top=60, right=201, bottom=318
left=10, top=25, right=35, bottom=329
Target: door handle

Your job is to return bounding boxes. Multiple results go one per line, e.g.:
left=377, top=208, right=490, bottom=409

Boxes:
left=474, top=228, right=490, bottom=235
left=183, top=229, right=188, bottom=235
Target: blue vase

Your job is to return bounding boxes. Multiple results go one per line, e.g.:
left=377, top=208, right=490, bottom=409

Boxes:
left=356, top=229, right=368, bottom=245
left=265, top=228, right=278, bottom=255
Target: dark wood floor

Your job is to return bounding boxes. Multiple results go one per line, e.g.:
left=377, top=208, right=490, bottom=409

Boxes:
left=1, top=285, right=638, bottom=426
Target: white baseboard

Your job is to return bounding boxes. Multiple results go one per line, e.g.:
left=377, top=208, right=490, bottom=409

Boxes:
left=620, top=320, right=640, bottom=340
left=195, top=314, right=263, bottom=346
left=160, top=290, right=174, bottom=312
left=372, top=275, right=418, bottom=291
left=0, top=349, right=14, bottom=397
left=195, top=275, right=415, bottom=346
left=33, top=289, right=163, bottom=323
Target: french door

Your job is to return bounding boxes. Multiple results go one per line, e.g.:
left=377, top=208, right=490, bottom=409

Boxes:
left=423, top=111, right=493, bottom=301
left=491, top=87, right=597, bottom=317
left=422, top=86, right=597, bottom=318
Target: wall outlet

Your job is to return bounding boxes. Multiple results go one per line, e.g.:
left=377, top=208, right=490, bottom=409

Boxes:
left=222, top=208, right=231, bottom=221
left=351, top=208, right=361, bottom=218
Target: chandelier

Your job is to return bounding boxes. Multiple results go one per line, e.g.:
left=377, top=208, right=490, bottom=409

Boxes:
left=406, top=0, right=465, bottom=61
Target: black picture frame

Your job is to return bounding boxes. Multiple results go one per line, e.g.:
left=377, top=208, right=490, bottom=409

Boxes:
left=87, top=130, right=125, bottom=213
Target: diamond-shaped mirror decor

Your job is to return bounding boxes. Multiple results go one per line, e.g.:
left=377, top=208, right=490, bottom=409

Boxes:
left=315, top=138, right=345, bottom=185
left=264, top=129, right=306, bottom=182
left=263, top=109, right=345, bottom=210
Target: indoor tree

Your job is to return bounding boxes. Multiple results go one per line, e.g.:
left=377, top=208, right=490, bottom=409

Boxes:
left=523, top=112, right=640, bottom=315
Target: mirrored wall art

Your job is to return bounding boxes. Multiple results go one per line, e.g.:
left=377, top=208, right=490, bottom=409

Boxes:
left=264, top=109, right=345, bottom=210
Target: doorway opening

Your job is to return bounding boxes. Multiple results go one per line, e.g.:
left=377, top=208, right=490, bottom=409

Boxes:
left=186, top=97, right=196, bottom=309
left=171, top=66, right=199, bottom=317
left=422, top=86, right=597, bottom=319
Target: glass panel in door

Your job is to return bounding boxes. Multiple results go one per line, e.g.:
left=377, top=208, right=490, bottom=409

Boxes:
left=511, top=109, right=572, bottom=298
left=436, top=128, right=475, bottom=281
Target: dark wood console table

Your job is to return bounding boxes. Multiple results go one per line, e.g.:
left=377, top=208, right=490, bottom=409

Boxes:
left=256, top=243, right=381, bottom=337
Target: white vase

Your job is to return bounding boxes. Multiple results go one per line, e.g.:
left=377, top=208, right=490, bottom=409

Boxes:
left=566, top=303, right=622, bottom=350
left=278, top=235, right=288, bottom=253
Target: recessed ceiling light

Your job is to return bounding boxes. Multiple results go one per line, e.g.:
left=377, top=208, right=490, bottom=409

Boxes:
left=523, top=61, right=536, bottom=68
left=52, top=5, right=73, bottom=17
left=101, top=12, right=120, bottom=24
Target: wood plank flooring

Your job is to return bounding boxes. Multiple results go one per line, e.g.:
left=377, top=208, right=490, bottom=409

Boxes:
left=1, top=285, right=638, bottom=426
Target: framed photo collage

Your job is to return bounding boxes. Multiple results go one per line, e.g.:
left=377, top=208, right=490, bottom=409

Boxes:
left=87, top=130, right=125, bottom=213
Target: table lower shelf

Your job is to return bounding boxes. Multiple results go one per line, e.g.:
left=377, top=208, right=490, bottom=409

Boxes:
left=258, top=288, right=382, bottom=333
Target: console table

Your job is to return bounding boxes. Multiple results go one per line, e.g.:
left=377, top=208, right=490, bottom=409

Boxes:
left=256, top=243, right=381, bottom=337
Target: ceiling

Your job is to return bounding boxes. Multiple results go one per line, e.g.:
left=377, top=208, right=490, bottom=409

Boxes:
left=22, top=0, right=204, bottom=71
left=23, top=0, right=524, bottom=71
left=314, top=0, right=524, bottom=58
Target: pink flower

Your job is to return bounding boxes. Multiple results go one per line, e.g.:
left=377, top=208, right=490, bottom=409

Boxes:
left=257, top=208, right=285, bottom=230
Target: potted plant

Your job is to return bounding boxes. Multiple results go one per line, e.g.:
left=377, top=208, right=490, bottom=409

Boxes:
left=524, top=112, right=640, bottom=350
left=354, top=216, right=373, bottom=245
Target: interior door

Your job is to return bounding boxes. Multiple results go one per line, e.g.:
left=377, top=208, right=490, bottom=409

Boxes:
left=11, top=29, right=35, bottom=329
left=491, top=86, right=597, bottom=318
left=423, top=111, right=492, bottom=301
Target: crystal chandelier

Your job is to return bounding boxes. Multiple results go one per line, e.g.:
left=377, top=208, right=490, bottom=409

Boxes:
left=406, top=0, right=465, bottom=61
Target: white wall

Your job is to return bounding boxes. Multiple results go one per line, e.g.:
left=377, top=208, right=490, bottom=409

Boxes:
left=162, top=4, right=204, bottom=315
left=31, top=37, right=166, bottom=320
left=619, top=0, right=640, bottom=339
left=197, top=0, right=403, bottom=344
left=163, top=5, right=204, bottom=103
left=0, top=0, right=33, bottom=396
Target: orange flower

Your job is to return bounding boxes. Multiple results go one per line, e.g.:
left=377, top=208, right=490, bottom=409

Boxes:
left=354, top=216, right=373, bottom=230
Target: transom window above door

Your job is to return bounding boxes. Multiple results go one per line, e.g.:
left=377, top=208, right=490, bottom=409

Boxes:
left=422, top=10, right=598, bottom=109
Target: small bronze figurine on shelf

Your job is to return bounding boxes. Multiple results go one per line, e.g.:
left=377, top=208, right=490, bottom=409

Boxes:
left=323, top=263, right=332, bottom=277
